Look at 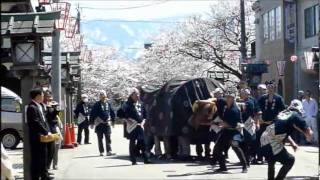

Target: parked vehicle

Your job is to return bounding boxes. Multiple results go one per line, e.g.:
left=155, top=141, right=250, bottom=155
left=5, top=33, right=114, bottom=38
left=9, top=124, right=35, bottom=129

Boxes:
left=1, top=87, right=23, bottom=149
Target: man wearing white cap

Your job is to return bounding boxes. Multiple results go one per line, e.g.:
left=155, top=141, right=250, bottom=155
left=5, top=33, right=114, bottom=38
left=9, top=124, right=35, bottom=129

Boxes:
left=122, top=88, right=151, bottom=165
left=260, top=99, right=313, bottom=180
left=257, top=84, right=267, bottom=97
left=74, top=94, right=90, bottom=145
left=212, top=88, right=224, bottom=99
left=90, top=91, right=116, bottom=156
left=210, top=89, right=248, bottom=173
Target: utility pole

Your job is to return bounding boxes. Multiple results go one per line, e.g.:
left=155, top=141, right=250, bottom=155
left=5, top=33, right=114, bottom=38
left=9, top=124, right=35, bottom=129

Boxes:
left=240, top=0, right=247, bottom=80
left=76, top=3, right=82, bottom=102
left=52, top=29, right=61, bottom=106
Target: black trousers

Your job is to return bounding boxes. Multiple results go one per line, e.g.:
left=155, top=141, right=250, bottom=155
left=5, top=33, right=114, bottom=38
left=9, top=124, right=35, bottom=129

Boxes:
left=242, top=132, right=257, bottom=164
left=129, top=137, right=148, bottom=163
left=77, top=121, right=89, bottom=144
left=267, top=148, right=295, bottom=180
left=211, top=130, right=247, bottom=170
left=96, top=124, right=112, bottom=153
left=46, top=141, right=55, bottom=170
left=30, top=142, right=50, bottom=180
left=255, top=124, right=268, bottom=160
left=196, top=143, right=211, bottom=157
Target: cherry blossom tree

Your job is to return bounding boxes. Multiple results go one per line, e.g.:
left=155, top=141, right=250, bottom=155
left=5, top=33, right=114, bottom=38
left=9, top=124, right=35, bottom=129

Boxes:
left=142, top=1, right=255, bottom=81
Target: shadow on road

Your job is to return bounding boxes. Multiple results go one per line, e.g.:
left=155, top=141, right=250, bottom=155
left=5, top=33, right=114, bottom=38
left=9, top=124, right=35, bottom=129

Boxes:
left=105, top=155, right=130, bottom=161
left=105, top=155, right=193, bottom=165
left=166, top=169, right=233, bottom=178
left=166, top=165, right=244, bottom=178
left=285, top=176, right=319, bottom=180
left=73, top=155, right=102, bottom=159
left=95, top=164, right=132, bottom=168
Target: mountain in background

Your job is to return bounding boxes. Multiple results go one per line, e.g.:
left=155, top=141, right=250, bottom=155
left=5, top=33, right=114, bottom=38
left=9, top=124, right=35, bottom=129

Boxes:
left=81, top=17, right=185, bottom=59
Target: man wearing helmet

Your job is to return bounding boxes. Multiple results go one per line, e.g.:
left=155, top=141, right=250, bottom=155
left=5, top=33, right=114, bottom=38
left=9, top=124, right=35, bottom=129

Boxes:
left=260, top=100, right=313, bottom=180
left=74, top=94, right=91, bottom=145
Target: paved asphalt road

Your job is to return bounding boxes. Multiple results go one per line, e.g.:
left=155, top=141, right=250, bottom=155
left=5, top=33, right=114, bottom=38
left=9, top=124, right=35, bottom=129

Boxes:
left=6, top=125, right=320, bottom=180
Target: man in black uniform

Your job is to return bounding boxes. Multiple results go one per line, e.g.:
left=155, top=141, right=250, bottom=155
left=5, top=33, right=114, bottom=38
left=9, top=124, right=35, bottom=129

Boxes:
left=26, top=89, right=52, bottom=180
left=210, top=91, right=248, bottom=173
left=90, top=91, right=116, bottom=156
left=260, top=100, right=313, bottom=180
left=256, top=81, right=286, bottom=163
left=239, top=88, right=256, bottom=166
left=123, top=88, right=151, bottom=165
left=75, top=94, right=90, bottom=144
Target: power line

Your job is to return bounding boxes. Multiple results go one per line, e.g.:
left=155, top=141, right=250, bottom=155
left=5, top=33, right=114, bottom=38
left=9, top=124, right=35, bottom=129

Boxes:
left=81, top=19, right=184, bottom=23
left=80, top=0, right=169, bottom=10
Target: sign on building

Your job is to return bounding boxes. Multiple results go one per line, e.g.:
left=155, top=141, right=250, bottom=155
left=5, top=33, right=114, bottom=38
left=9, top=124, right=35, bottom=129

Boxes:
left=284, top=1, right=296, bottom=44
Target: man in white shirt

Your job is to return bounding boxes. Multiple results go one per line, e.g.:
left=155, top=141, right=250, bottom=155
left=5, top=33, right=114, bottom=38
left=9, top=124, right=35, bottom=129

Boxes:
left=302, top=90, right=318, bottom=145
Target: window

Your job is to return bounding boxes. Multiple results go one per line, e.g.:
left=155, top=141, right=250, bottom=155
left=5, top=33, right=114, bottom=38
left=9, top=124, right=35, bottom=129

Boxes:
left=275, top=6, right=282, bottom=39
left=269, top=9, right=275, bottom=41
left=1, top=98, right=17, bottom=112
left=263, top=13, right=269, bottom=42
left=263, top=6, right=282, bottom=43
left=305, top=5, right=318, bottom=38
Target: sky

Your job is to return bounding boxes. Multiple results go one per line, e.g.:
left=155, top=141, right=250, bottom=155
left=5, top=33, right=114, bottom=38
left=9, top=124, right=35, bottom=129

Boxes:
left=32, top=0, right=237, bottom=59
left=68, top=0, right=219, bottom=21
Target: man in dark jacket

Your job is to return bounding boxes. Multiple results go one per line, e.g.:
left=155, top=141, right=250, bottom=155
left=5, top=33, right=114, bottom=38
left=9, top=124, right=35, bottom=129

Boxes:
left=74, top=94, right=90, bottom=144
left=239, top=88, right=256, bottom=166
left=256, top=81, right=286, bottom=163
left=210, top=91, right=247, bottom=173
left=26, top=89, right=52, bottom=180
left=260, top=100, right=313, bottom=180
left=123, top=88, right=151, bottom=165
left=90, top=91, right=116, bottom=156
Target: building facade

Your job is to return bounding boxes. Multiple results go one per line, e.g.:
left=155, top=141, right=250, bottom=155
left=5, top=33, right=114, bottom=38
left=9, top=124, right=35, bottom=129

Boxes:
left=253, top=0, right=319, bottom=103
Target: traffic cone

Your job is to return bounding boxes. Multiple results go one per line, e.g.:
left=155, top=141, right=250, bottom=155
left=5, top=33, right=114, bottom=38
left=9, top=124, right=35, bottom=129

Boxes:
left=70, top=123, right=78, bottom=147
left=62, top=123, right=74, bottom=149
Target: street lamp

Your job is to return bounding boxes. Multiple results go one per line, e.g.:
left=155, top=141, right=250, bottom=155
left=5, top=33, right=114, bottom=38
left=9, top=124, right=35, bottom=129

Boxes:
left=290, top=55, right=298, bottom=63
left=51, top=2, right=71, bottom=30
left=39, top=0, right=51, bottom=5
left=70, top=65, right=80, bottom=76
left=11, top=37, right=41, bottom=68
left=65, top=17, right=77, bottom=38
left=72, top=34, right=83, bottom=51
left=304, top=48, right=319, bottom=70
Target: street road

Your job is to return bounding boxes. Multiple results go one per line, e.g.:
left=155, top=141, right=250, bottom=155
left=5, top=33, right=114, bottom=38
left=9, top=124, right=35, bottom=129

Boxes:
left=6, top=125, right=320, bottom=179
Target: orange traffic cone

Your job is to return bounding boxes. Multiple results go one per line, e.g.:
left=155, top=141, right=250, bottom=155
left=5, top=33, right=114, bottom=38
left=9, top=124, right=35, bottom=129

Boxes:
left=70, top=123, right=78, bottom=147
left=62, top=123, right=74, bottom=149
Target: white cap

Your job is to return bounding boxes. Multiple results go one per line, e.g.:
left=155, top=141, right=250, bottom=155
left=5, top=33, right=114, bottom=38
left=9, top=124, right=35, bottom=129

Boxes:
left=81, top=94, right=88, bottom=98
left=214, top=88, right=223, bottom=94
left=128, top=87, right=140, bottom=96
left=289, top=99, right=304, bottom=114
left=99, top=91, right=107, bottom=97
left=241, top=88, right=251, bottom=95
left=258, top=84, right=267, bottom=90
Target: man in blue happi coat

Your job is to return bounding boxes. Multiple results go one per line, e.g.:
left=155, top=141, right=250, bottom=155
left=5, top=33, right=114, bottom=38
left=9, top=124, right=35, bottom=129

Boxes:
left=256, top=81, right=286, bottom=163
left=123, top=88, right=151, bottom=165
left=239, top=88, right=256, bottom=166
left=260, top=99, right=313, bottom=180
left=210, top=91, right=248, bottom=173
left=90, top=91, right=116, bottom=156
left=74, top=94, right=91, bottom=144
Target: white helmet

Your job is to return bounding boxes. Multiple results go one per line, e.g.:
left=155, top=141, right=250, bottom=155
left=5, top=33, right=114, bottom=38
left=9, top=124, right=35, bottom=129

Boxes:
left=81, top=94, right=88, bottom=98
left=289, top=99, right=304, bottom=115
left=214, top=88, right=223, bottom=94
